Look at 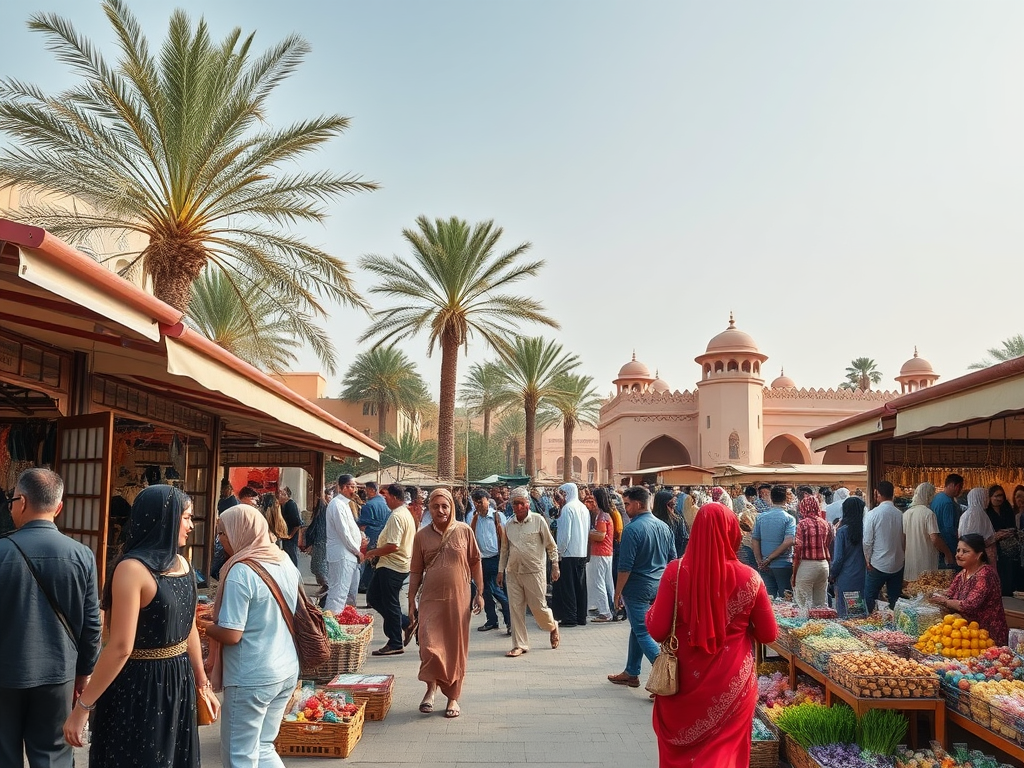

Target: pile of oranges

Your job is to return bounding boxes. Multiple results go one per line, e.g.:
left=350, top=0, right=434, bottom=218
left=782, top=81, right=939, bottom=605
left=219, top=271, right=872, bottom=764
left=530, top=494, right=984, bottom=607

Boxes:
left=915, top=614, right=994, bottom=658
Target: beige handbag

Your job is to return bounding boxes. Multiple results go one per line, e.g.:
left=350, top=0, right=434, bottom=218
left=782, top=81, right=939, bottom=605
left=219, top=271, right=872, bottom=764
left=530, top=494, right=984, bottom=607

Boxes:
left=645, top=565, right=680, bottom=696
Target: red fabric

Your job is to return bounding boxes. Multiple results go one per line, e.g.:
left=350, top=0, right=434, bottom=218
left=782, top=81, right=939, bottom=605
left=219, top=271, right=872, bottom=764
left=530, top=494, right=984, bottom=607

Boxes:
left=794, top=516, right=834, bottom=561
left=947, top=564, right=1009, bottom=645
left=678, top=502, right=740, bottom=654
left=646, top=557, right=777, bottom=768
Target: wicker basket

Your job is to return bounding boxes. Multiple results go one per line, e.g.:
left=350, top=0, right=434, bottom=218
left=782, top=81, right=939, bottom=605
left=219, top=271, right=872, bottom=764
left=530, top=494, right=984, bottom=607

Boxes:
left=275, top=695, right=365, bottom=759
left=302, top=624, right=373, bottom=683
left=989, top=705, right=1024, bottom=745
left=942, top=684, right=974, bottom=718
left=781, top=733, right=821, bottom=768
left=750, top=705, right=780, bottom=768
left=827, top=652, right=940, bottom=699
left=326, top=673, right=394, bottom=721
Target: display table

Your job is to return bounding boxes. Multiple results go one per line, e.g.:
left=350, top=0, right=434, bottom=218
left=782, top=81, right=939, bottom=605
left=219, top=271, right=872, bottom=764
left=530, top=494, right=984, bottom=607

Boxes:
left=946, top=711, right=1024, bottom=764
left=824, top=679, right=944, bottom=748
left=1003, top=597, right=1024, bottom=630
left=759, top=640, right=795, bottom=689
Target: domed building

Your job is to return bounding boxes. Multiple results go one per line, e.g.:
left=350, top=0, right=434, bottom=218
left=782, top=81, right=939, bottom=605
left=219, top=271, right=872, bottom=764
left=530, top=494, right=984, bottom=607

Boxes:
left=597, top=316, right=915, bottom=483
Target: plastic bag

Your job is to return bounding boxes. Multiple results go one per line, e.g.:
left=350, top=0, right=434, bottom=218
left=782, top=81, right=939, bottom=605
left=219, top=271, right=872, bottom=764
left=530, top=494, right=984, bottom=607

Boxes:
left=894, top=594, right=943, bottom=637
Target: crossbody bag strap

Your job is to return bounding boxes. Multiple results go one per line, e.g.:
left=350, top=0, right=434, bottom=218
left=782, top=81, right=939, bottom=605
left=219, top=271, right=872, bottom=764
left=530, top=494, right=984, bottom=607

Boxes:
left=2, top=534, right=78, bottom=650
left=666, top=559, right=680, bottom=652
left=241, top=560, right=296, bottom=639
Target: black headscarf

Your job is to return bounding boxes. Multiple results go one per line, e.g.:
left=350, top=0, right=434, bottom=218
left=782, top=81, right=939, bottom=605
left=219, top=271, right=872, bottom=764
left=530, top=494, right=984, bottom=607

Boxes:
left=102, top=485, right=189, bottom=609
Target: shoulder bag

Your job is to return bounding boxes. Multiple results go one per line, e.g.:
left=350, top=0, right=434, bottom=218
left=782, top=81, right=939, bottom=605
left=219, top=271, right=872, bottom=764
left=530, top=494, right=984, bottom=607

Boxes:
left=242, top=559, right=331, bottom=670
left=645, top=561, right=680, bottom=696
left=2, top=533, right=78, bottom=649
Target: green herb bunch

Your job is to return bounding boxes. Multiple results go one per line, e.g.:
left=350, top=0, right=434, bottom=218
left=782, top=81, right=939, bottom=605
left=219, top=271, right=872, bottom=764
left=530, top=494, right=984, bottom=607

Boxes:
left=856, top=709, right=907, bottom=756
left=775, top=704, right=857, bottom=748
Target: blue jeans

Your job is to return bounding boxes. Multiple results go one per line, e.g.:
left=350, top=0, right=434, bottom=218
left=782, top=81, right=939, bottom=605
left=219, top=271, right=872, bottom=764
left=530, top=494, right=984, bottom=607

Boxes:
left=623, top=594, right=660, bottom=677
left=221, top=675, right=298, bottom=768
left=738, top=545, right=757, bottom=570
left=864, top=565, right=904, bottom=611
left=761, top=564, right=793, bottom=599
left=481, top=556, right=510, bottom=627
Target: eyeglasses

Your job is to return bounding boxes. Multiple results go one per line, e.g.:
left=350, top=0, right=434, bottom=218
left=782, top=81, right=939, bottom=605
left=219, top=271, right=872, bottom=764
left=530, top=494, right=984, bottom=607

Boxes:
left=7, top=496, right=22, bottom=505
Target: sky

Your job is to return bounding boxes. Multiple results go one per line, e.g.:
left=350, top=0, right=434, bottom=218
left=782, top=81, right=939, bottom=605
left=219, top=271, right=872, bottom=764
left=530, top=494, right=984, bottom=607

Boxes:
left=2, top=1, right=1022, bottom=402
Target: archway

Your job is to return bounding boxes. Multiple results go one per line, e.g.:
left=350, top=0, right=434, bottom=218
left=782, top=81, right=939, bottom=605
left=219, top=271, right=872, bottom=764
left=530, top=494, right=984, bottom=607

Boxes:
left=604, top=443, right=614, bottom=482
left=556, top=457, right=564, bottom=475
left=638, top=435, right=691, bottom=469
left=587, top=457, right=597, bottom=482
left=763, top=435, right=810, bottom=464
left=572, top=456, right=582, bottom=477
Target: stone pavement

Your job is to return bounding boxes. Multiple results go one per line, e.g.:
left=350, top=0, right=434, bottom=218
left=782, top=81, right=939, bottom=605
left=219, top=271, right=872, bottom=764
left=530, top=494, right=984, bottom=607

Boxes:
left=69, top=577, right=660, bottom=766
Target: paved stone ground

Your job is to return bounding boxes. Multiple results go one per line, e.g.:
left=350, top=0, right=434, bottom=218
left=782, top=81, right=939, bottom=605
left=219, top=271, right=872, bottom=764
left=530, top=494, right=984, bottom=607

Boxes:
left=68, top=567, right=660, bottom=767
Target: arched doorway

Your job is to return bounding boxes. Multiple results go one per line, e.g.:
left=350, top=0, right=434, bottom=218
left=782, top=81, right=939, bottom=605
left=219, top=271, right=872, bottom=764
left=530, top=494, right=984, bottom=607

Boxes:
left=604, top=443, right=613, bottom=482
left=572, top=456, right=582, bottom=477
left=587, top=457, right=597, bottom=482
left=556, top=457, right=564, bottom=476
left=763, top=435, right=810, bottom=464
left=638, top=436, right=691, bottom=469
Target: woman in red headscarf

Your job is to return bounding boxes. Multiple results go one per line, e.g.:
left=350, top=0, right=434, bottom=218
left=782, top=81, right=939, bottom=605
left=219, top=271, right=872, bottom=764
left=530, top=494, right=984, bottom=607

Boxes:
left=646, top=502, right=777, bottom=768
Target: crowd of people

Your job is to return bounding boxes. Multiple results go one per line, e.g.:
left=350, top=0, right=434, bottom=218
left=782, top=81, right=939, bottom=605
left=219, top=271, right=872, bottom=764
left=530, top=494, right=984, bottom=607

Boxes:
left=5, top=465, right=1023, bottom=768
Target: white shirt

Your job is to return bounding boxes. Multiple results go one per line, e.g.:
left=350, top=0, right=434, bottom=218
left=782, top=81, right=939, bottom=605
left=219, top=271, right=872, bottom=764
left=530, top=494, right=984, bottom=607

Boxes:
left=326, top=496, right=362, bottom=563
left=863, top=500, right=905, bottom=573
left=902, top=504, right=940, bottom=581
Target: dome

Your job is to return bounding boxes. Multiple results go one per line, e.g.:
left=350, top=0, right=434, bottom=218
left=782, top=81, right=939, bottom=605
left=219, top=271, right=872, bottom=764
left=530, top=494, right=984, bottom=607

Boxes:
left=900, top=347, right=935, bottom=376
left=617, top=351, right=653, bottom=379
left=650, top=371, right=671, bottom=393
left=705, top=313, right=760, bottom=355
left=771, top=368, right=797, bottom=389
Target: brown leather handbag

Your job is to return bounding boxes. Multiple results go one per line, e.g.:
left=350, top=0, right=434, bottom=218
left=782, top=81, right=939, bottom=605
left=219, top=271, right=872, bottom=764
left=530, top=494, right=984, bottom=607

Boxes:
left=196, top=689, right=217, bottom=725
left=242, top=560, right=332, bottom=670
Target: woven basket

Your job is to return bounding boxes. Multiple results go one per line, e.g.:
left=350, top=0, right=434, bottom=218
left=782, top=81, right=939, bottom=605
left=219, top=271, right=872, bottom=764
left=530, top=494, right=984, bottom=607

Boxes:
left=781, top=733, right=821, bottom=768
left=989, top=705, right=1024, bottom=745
left=275, top=695, right=365, bottom=759
left=750, top=705, right=780, bottom=768
left=326, top=673, right=394, bottom=721
left=302, top=624, right=373, bottom=683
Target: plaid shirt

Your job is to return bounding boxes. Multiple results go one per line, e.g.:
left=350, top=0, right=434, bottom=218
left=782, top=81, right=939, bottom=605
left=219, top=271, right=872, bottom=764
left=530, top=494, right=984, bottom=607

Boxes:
left=795, top=516, right=834, bottom=561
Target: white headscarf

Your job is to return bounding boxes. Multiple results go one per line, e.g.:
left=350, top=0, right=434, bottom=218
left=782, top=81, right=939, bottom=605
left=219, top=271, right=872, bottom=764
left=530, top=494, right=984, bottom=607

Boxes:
left=958, top=487, right=994, bottom=540
left=911, top=482, right=936, bottom=508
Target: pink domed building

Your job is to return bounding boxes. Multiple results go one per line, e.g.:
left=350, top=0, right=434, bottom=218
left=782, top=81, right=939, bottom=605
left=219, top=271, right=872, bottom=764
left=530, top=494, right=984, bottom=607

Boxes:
left=597, top=316, right=938, bottom=484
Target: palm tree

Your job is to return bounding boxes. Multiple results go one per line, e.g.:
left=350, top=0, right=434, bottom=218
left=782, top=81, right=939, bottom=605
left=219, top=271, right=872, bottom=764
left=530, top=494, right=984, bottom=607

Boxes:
left=0, top=0, right=375, bottom=340
left=461, top=361, right=515, bottom=443
left=380, top=431, right=437, bottom=470
left=340, top=347, right=430, bottom=440
left=359, top=216, right=558, bottom=481
left=499, top=337, right=580, bottom=477
left=969, top=334, right=1024, bottom=370
left=185, top=267, right=338, bottom=373
left=541, top=374, right=602, bottom=482
left=840, top=357, right=882, bottom=391
left=494, top=410, right=526, bottom=474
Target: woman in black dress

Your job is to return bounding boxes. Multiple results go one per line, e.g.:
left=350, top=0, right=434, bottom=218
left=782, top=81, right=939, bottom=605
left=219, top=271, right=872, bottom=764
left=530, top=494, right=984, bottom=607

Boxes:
left=64, top=485, right=218, bottom=765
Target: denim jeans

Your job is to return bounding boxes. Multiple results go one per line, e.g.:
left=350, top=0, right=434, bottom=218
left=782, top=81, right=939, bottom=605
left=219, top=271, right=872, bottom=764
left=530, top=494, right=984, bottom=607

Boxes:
left=761, top=564, right=793, bottom=599
left=480, top=556, right=510, bottom=627
left=367, top=566, right=410, bottom=649
left=864, top=565, right=904, bottom=610
left=221, top=675, right=298, bottom=768
left=738, top=545, right=757, bottom=570
left=622, top=593, right=660, bottom=677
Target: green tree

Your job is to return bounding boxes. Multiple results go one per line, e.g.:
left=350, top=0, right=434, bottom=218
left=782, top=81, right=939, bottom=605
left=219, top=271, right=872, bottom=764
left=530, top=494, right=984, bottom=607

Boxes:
left=498, top=337, right=580, bottom=477
left=380, top=431, right=437, bottom=470
left=840, top=357, right=882, bottom=391
left=455, top=429, right=506, bottom=482
left=0, top=0, right=374, bottom=362
left=494, top=409, right=525, bottom=474
left=340, top=346, right=430, bottom=440
left=186, top=267, right=336, bottom=373
left=359, top=216, right=557, bottom=482
left=540, top=373, right=602, bottom=482
left=968, top=334, right=1024, bottom=370
left=461, top=361, right=515, bottom=443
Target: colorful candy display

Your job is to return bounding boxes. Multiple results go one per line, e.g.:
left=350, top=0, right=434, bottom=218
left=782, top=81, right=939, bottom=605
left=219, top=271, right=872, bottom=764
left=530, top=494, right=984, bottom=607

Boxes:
left=915, top=615, right=997, bottom=658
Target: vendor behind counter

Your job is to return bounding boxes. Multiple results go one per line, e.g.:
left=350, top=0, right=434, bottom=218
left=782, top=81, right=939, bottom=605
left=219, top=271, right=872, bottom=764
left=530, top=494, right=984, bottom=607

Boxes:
left=929, top=532, right=1009, bottom=646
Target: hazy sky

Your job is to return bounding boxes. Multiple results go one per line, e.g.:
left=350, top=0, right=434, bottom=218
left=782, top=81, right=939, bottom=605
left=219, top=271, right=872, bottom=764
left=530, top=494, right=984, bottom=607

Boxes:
left=2, top=1, right=1022, bottom=402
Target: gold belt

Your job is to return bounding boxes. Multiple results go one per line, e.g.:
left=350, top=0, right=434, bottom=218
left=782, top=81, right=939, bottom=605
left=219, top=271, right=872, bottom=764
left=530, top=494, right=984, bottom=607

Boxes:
left=129, top=639, right=188, bottom=660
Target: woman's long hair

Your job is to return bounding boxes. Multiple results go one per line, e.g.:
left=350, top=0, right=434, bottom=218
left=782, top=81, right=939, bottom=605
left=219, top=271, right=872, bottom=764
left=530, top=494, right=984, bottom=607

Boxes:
left=840, top=496, right=865, bottom=547
left=652, top=489, right=679, bottom=526
left=592, top=487, right=613, bottom=516
left=260, top=492, right=289, bottom=539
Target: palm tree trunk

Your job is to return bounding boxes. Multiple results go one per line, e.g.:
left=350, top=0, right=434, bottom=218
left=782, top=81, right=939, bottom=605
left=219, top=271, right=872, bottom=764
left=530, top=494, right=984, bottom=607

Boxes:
left=377, top=401, right=388, bottom=440
left=563, top=419, right=574, bottom=482
left=437, top=334, right=459, bottom=481
left=513, top=440, right=520, bottom=473
left=524, top=395, right=538, bottom=477
left=483, top=409, right=491, bottom=444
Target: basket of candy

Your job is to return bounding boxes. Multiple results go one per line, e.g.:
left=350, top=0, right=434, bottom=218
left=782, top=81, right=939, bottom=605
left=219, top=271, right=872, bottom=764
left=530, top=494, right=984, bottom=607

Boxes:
left=828, top=651, right=940, bottom=698
left=750, top=705, right=780, bottom=768
left=275, top=686, right=365, bottom=758
left=326, top=673, right=394, bottom=721
left=301, top=608, right=374, bottom=682
left=853, top=627, right=918, bottom=659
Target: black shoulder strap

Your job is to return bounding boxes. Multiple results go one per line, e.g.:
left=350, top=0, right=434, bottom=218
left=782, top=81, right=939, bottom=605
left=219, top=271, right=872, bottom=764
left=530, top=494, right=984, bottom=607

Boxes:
left=2, top=533, right=78, bottom=650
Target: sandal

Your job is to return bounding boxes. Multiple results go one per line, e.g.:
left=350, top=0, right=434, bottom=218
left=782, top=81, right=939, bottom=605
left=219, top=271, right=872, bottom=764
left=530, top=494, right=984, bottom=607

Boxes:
left=444, top=703, right=460, bottom=718
left=550, top=629, right=560, bottom=649
left=506, top=647, right=527, bottom=657
left=419, top=701, right=434, bottom=713
left=607, top=672, right=640, bottom=688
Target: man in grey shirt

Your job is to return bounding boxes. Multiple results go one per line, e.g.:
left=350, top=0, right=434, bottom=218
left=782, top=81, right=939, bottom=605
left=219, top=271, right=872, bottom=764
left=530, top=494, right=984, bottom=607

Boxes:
left=0, top=468, right=101, bottom=768
left=863, top=480, right=906, bottom=610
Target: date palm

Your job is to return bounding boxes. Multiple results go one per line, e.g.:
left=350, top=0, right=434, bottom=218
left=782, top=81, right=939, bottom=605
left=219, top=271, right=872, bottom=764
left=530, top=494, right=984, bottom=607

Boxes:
left=340, top=347, right=430, bottom=440
left=461, top=361, right=515, bottom=443
left=498, top=337, right=580, bottom=477
left=840, top=357, right=882, bottom=391
left=380, top=431, right=437, bottom=470
left=494, top=409, right=526, bottom=474
left=540, top=373, right=602, bottom=482
left=186, top=267, right=337, bottom=373
left=359, top=216, right=557, bottom=481
left=0, top=0, right=374, bottom=345
left=968, top=334, right=1024, bottom=370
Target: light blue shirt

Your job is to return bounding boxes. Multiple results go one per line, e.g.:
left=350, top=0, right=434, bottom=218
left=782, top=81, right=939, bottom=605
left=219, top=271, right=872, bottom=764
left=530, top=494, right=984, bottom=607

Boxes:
left=219, top=559, right=301, bottom=686
left=617, top=512, right=676, bottom=601
left=467, top=509, right=506, bottom=558
left=931, top=492, right=961, bottom=568
left=751, top=506, right=797, bottom=567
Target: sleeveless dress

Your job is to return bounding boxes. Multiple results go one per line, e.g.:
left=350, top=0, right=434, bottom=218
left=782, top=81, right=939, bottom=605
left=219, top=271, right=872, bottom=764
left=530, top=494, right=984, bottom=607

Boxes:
left=90, top=568, right=199, bottom=767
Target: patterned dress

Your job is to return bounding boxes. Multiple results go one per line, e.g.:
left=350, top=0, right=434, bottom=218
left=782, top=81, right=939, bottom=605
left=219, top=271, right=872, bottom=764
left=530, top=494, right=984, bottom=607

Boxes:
left=90, top=569, right=199, bottom=767
left=947, top=564, right=1009, bottom=646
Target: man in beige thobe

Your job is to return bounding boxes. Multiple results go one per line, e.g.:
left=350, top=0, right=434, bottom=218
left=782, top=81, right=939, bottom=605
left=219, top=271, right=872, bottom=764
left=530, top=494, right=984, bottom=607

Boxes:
left=498, top=487, right=560, bottom=657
